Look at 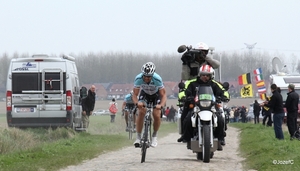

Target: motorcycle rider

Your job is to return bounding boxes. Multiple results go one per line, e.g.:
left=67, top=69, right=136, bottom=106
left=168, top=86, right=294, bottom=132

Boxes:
left=178, top=42, right=220, bottom=140
left=180, top=64, right=228, bottom=150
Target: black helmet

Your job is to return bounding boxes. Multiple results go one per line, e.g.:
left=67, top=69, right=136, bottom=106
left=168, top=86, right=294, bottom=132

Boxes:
left=222, top=82, right=229, bottom=91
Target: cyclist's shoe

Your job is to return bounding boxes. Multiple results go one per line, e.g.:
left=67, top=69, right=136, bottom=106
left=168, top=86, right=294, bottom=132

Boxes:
left=134, top=138, right=141, bottom=148
left=151, top=137, right=158, bottom=147
left=125, top=127, right=129, bottom=132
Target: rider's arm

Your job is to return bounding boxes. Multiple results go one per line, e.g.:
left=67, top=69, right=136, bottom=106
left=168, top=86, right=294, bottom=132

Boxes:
left=132, top=87, right=140, bottom=105
left=205, top=55, right=220, bottom=69
left=158, top=88, right=167, bottom=108
left=122, top=101, right=126, bottom=111
left=212, top=82, right=227, bottom=102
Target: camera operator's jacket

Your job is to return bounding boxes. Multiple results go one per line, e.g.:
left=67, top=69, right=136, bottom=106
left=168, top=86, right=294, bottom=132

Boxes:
left=181, top=54, right=220, bottom=80
left=185, top=77, right=227, bottom=101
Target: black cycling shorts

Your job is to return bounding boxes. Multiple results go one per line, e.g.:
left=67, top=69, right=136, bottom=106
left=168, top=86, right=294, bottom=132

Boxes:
left=138, top=90, right=161, bottom=106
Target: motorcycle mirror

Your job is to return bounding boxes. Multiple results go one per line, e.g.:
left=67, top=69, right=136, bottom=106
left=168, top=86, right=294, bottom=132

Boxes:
left=177, top=45, right=187, bottom=53
left=178, top=82, right=185, bottom=89
left=185, top=90, right=192, bottom=96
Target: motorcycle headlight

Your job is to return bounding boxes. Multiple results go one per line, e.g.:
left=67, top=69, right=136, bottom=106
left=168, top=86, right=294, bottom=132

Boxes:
left=199, top=100, right=211, bottom=107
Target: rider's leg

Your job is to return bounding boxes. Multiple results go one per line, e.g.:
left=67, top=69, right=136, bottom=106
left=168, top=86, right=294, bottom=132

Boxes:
left=136, top=107, right=146, bottom=137
left=152, top=108, right=161, bottom=137
left=215, top=114, right=225, bottom=145
left=125, top=110, right=129, bottom=131
left=177, top=106, right=189, bottom=141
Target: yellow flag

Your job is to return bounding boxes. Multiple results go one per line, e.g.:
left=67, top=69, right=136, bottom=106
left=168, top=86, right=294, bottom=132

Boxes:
left=240, top=84, right=253, bottom=98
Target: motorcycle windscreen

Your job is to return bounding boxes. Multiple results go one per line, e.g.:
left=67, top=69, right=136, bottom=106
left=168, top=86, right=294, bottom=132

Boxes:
left=197, top=86, right=216, bottom=102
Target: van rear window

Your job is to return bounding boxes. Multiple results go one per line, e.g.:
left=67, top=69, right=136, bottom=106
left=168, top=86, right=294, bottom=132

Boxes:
left=12, top=73, right=66, bottom=94
left=12, top=73, right=39, bottom=93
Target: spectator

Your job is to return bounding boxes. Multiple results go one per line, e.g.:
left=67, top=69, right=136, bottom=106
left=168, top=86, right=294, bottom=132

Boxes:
left=284, top=84, right=299, bottom=140
left=262, top=97, right=272, bottom=127
left=261, top=84, right=284, bottom=140
left=229, top=108, right=235, bottom=123
left=109, top=98, right=118, bottom=123
left=234, top=107, right=240, bottom=122
left=81, top=85, right=96, bottom=129
left=165, top=106, right=170, bottom=121
left=240, top=106, right=247, bottom=123
left=168, top=105, right=177, bottom=123
left=253, top=100, right=261, bottom=124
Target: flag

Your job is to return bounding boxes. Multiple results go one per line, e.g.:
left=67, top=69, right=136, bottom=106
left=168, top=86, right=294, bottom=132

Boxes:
left=238, top=73, right=251, bottom=85
left=258, top=86, right=267, bottom=93
left=255, top=74, right=263, bottom=82
left=253, top=68, right=262, bottom=75
left=240, top=84, right=253, bottom=98
left=260, top=93, right=266, bottom=101
left=256, top=81, right=265, bottom=87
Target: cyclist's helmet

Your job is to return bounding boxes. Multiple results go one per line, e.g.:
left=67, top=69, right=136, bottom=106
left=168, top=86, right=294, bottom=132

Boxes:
left=198, top=64, right=215, bottom=79
left=141, top=62, right=156, bottom=76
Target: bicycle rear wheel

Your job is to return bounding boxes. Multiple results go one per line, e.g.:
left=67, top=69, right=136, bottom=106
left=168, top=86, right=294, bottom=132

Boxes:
left=141, top=121, right=149, bottom=163
left=128, top=114, right=133, bottom=140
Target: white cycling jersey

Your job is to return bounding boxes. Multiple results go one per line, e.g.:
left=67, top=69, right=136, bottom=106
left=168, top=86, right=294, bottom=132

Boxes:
left=134, top=73, right=164, bottom=95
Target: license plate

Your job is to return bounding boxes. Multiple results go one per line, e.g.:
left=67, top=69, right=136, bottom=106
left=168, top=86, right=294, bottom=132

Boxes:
left=16, top=108, right=34, bottom=113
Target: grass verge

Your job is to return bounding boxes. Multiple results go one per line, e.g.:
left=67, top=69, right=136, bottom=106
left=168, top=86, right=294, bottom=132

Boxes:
left=0, top=114, right=177, bottom=171
left=231, top=122, right=300, bottom=171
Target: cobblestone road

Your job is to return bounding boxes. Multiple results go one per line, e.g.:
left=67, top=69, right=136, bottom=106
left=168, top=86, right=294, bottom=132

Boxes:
left=59, top=126, right=244, bottom=171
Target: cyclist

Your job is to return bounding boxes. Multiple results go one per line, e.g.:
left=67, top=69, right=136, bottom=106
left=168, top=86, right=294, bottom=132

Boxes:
left=181, top=64, right=228, bottom=150
left=132, top=62, right=167, bottom=148
left=121, top=91, right=136, bottom=132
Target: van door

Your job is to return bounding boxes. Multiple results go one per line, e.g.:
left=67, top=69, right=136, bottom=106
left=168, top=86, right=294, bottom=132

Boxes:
left=11, top=62, right=41, bottom=119
left=39, top=62, right=66, bottom=118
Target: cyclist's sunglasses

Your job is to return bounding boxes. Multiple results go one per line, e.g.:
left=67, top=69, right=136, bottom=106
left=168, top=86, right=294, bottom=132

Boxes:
left=200, top=74, right=210, bottom=77
left=143, top=75, right=152, bottom=78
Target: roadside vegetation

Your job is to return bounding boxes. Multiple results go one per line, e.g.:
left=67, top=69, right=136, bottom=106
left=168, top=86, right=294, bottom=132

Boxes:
left=0, top=114, right=177, bottom=171
left=231, top=123, right=300, bottom=171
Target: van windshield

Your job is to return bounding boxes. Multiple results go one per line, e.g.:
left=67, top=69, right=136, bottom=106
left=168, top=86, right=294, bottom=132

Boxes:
left=12, top=73, right=66, bottom=94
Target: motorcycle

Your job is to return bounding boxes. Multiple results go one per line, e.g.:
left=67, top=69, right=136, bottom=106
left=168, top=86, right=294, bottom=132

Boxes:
left=188, top=85, right=221, bottom=163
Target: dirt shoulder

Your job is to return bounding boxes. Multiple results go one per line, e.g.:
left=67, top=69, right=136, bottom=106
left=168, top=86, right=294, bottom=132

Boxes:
left=60, top=126, right=245, bottom=171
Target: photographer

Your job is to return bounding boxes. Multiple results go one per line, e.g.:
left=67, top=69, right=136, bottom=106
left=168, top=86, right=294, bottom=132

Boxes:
left=180, top=42, right=220, bottom=81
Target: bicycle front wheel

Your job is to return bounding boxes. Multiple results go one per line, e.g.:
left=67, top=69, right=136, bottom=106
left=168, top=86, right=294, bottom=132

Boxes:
left=141, top=121, right=149, bottom=163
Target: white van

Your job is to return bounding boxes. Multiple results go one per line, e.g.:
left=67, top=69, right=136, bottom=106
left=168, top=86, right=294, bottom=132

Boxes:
left=6, top=54, right=84, bottom=130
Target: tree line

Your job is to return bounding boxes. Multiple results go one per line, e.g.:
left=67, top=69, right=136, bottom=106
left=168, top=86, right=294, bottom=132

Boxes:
left=0, top=51, right=299, bottom=93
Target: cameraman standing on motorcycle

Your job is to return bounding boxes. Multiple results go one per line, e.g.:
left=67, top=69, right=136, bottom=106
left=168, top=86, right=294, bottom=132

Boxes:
left=180, top=64, right=228, bottom=150
left=177, top=42, right=220, bottom=140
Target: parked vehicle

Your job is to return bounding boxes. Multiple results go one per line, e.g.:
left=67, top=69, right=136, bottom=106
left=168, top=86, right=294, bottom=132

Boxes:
left=6, top=54, right=84, bottom=130
left=92, top=109, right=110, bottom=115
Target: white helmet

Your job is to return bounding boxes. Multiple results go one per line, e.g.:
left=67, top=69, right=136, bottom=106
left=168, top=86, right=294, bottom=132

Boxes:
left=194, top=42, right=209, bottom=50
left=198, top=64, right=215, bottom=79
left=141, top=62, right=156, bottom=76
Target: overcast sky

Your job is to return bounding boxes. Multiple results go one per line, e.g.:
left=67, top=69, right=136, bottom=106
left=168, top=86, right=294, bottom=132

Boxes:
left=1, top=0, right=300, bottom=58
